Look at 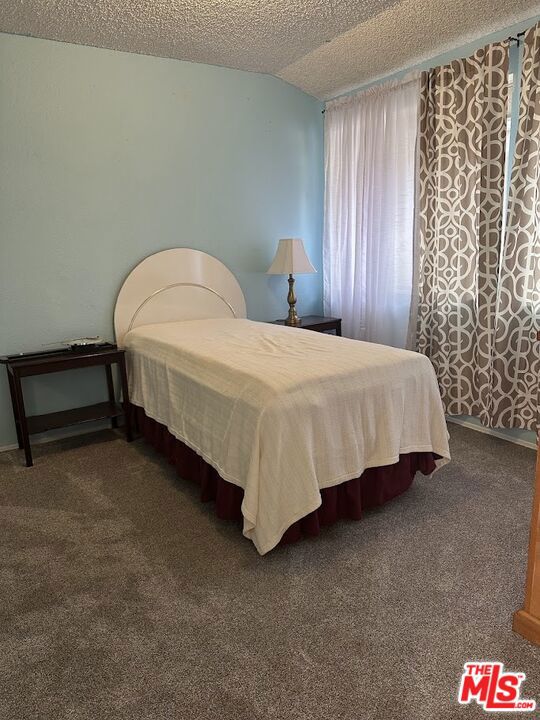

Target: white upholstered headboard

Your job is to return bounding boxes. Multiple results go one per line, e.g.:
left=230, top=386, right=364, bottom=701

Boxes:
left=114, top=248, right=247, bottom=347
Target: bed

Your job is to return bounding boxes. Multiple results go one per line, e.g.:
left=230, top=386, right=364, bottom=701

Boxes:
left=115, top=249, right=450, bottom=554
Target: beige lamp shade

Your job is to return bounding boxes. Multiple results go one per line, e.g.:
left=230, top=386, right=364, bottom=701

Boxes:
left=266, top=238, right=317, bottom=275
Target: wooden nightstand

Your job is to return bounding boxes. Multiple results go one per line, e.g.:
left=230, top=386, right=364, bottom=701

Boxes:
left=270, top=315, right=342, bottom=336
left=1, top=344, right=133, bottom=467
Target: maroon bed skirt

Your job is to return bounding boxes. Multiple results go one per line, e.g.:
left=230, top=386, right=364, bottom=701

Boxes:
left=132, top=405, right=438, bottom=546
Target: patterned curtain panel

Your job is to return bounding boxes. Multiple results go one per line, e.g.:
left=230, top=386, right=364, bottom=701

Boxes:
left=416, top=42, right=510, bottom=424
left=491, top=25, right=540, bottom=430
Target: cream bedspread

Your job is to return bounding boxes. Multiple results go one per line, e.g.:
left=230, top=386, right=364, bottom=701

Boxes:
left=125, top=319, right=450, bottom=554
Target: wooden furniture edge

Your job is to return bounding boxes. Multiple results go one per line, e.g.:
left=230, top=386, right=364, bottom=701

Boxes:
left=512, top=329, right=540, bottom=645
left=513, top=609, right=540, bottom=646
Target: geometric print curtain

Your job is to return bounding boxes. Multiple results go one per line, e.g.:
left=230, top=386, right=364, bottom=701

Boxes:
left=491, top=24, right=540, bottom=430
left=416, top=41, right=510, bottom=425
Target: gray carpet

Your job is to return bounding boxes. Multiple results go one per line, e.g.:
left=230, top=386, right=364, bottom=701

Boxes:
left=0, top=425, right=538, bottom=720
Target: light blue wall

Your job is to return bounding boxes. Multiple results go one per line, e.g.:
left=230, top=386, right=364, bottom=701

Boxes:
left=0, top=32, right=324, bottom=448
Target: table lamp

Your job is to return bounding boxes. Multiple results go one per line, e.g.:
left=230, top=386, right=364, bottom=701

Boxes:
left=266, top=238, right=317, bottom=326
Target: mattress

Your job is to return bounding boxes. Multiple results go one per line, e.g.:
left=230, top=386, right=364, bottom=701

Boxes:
left=125, top=318, right=450, bottom=554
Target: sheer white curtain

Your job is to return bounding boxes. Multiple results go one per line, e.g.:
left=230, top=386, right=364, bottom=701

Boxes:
left=323, top=75, right=421, bottom=348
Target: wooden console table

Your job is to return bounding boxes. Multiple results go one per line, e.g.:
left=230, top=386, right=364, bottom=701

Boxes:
left=1, top=344, right=133, bottom=467
left=513, top=331, right=540, bottom=645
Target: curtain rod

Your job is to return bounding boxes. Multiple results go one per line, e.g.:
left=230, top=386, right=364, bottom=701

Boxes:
left=509, top=30, right=526, bottom=44
left=322, top=29, right=529, bottom=113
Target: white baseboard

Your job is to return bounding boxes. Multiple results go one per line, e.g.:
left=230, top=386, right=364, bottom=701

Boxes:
left=1, top=414, right=535, bottom=454
left=0, top=419, right=112, bottom=454
left=446, top=416, right=537, bottom=451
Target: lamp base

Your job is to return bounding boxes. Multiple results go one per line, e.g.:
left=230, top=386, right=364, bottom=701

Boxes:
left=285, top=273, right=301, bottom=327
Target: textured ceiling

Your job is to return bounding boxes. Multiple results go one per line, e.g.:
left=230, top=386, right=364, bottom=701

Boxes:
left=1, top=0, right=540, bottom=100
left=279, top=0, right=540, bottom=98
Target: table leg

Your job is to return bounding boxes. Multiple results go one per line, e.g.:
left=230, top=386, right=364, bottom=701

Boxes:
left=118, top=355, right=133, bottom=442
left=12, top=372, right=33, bottom=467
left=336, top=321, right=342, bottom=337
left=7, top=368, right=23, bottom=449
left=105, top=364, right=118, bottom=429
